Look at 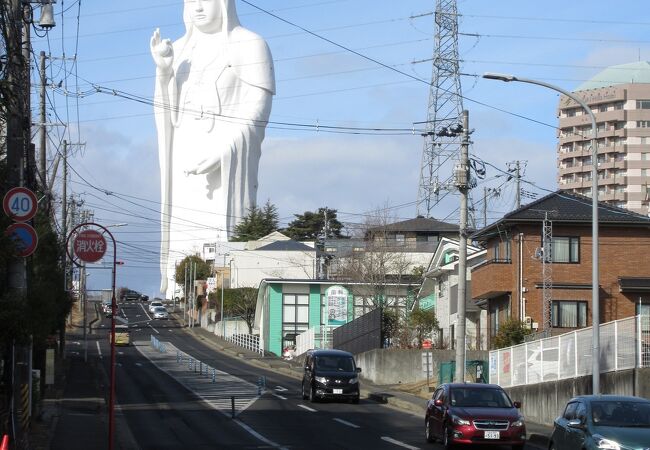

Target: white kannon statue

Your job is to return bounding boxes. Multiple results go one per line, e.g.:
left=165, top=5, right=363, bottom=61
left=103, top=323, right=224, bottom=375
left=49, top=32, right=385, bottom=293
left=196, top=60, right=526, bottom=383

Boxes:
left=150, top=0, right=275, bottom=297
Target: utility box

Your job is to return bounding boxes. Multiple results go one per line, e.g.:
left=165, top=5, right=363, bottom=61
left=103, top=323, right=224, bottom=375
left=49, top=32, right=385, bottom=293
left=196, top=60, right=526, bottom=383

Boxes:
left=439, top=360, right=489, bottom=384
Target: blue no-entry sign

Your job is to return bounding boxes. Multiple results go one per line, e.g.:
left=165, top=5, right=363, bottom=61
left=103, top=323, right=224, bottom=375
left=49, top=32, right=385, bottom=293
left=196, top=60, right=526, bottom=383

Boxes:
left=5, top=223, right=38, bottom=257
left=3, top=187, right=38, bottom=222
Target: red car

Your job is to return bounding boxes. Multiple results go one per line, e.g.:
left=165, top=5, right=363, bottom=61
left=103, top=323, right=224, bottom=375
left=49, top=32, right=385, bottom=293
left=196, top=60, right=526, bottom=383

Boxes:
left=425, top=383, right=526, bottom=449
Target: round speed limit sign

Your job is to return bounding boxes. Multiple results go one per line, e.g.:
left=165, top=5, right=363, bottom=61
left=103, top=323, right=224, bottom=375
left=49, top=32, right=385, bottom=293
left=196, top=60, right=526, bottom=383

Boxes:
left=3, top=187, right=38, bottom=222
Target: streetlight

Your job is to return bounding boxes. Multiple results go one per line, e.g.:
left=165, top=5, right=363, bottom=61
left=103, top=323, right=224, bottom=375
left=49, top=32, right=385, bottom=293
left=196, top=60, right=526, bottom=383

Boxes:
left=483, top=72, right=600, bottom=394
left=221, top=253, right=230, bottom=337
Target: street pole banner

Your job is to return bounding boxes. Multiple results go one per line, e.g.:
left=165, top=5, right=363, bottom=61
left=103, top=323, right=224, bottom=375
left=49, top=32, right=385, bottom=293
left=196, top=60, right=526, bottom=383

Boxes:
left=326, top=285, right=349, bottom=326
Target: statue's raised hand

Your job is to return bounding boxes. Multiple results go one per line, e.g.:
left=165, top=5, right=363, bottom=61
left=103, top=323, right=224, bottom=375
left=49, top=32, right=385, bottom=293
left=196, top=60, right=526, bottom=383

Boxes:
left=150, top=28, right=174, bottom=74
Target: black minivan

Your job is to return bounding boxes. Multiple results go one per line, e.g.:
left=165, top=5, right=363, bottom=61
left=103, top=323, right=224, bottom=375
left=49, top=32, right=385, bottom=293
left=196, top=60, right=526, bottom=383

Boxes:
left=301, top=349, right=361, bottom=404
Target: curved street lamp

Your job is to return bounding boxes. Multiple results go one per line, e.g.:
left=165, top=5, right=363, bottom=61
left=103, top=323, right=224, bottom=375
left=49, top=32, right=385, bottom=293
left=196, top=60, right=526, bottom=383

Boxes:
left=483, top=72, right=600, bottom=394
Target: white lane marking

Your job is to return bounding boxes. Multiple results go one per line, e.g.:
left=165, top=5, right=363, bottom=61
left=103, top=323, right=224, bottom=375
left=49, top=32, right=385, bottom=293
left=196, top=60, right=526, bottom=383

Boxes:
left=380, top=437, right=419, bottom=449
left=135, top=362, right=142, bottom=367
left=333, top=418, right=360, bottom=429
left=272, top=393, right=287, bottom=400
left=274, top=386, right=288, bottom=392
left=148, top=324, right=160, bottom=334
left=118, top=351, right=124, bottom=355
left=139, top=303, right=153, bottom=321
left=96, top=342, right=102, bottom=359
left=298, top=404, right=317, bottom=412
left=234, top=419, right=288, bottom=450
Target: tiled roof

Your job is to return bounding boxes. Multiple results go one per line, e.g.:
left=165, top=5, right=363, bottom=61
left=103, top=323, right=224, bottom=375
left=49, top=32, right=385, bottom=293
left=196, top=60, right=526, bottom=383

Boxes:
left=255, top=240, right=314, bottom=251
left=473, top=191, right=650, bottom=240
left=377, top=217, right=459, bottom=233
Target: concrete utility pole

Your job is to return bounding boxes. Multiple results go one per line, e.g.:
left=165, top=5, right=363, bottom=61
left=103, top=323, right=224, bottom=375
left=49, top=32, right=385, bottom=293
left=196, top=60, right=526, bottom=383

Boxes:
left=515, top=160, right=521, bottom=210
left=454, top=110, right=470, bottom=383
left=39, top=51, right=47, bottom=191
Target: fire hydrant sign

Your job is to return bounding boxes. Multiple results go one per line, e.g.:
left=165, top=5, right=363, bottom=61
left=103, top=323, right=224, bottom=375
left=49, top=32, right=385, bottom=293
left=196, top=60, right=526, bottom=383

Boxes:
left=3, top=187, right=38, bottom=222
left=74, top=229, right=107, bottom=263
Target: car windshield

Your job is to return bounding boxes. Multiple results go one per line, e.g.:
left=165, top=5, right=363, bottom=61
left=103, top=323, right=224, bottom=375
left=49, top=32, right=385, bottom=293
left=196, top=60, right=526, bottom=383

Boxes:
left=154, top=307, right=166, bottom=312
left=314, top=355, right=355, bottom=372
left=450, top=388, right=513, bottom=408
left=592, top=401, right=650, bottom=427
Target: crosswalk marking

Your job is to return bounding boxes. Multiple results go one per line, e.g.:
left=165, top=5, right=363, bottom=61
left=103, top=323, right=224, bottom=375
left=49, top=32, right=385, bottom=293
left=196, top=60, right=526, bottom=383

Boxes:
left=136, top=341, right=260, bottom=417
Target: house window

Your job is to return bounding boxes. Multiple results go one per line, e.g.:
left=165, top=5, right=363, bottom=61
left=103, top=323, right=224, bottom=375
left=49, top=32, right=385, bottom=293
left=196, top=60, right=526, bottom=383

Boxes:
left=282, top=294, right=309, bottom=347
left=598, top=104, right=608, bottom=113
left=551, top=237, right=580, bottom=263
left=636, top=100, right=650, bottom=109
left=395, top=234, right=405, bottom=245
left=552, top=301, right=587, bottom=328
left=637, top=121, right=650, bottom=128
left=354, top=296, right=374, bottom=319
left=493, top=241, right=500, bottom=261
left=614, top=102, right=624, bottom=110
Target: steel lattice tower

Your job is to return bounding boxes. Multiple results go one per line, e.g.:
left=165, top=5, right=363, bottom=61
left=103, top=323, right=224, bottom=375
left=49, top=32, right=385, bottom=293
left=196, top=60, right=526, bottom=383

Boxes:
left=416, top=0, right=464, bottom=217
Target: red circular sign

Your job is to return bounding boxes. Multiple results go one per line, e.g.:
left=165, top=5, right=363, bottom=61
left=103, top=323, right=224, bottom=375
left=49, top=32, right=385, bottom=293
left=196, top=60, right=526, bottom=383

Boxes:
left=5, top=223, right=38, bottom=257
left=73, top=229, right=107, bottom=263
left=3, top=187, right=38, bottom=222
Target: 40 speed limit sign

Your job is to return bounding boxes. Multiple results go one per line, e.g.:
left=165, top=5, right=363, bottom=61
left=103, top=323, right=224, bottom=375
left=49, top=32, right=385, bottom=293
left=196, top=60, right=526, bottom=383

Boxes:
left=3, top=187, right=38, bottom=222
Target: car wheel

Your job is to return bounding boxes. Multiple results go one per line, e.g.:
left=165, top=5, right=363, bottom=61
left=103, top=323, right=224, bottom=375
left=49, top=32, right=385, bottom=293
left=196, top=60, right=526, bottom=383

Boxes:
left=512, top=445, right=524, bottom=450
left=425, top=418, right=435, bottom=443
left=351, top=395, right=359, bottom=405
left=308, top=384, right=317, bottom=403
left=301, top=382, right=308, bottom=400
left=442, top=423, right=454, bottom=449
left=548, top=443, right=556, bottom=450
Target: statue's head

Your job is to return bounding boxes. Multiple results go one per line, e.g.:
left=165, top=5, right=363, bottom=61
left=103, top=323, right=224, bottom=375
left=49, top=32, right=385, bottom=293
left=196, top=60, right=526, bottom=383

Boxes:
left=184, top=0, right=240, bottom=35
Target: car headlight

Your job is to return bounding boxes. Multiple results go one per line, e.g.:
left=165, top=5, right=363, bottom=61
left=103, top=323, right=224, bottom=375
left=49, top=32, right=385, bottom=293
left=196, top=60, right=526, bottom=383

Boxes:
left=511, top=416, right=525, bottom=427
left=349, top=377, right=358, bottom=384
left=594, top=436, right=621, bottom=450
left=451, top=415, right=470, bottom=426
left=315, top=376, right=328, bottom=384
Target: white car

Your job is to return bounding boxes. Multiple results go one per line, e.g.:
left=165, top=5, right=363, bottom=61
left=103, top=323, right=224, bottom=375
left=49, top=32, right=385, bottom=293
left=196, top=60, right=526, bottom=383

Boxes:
left=148, top=301, right=164, bottom=313
left=152, top=306, right=169, bottom=320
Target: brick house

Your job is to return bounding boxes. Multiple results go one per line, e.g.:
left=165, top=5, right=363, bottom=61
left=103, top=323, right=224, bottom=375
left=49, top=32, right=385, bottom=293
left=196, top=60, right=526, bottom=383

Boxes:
left=471, top=191, right=650, bottom=346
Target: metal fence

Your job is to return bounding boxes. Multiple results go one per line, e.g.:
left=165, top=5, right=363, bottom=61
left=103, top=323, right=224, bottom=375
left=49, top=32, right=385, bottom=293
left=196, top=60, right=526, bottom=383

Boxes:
left=296, top=325, right=335, bottom=356
left=333, top=307, right=383, bottom=355
left=490, top=315, right=650, bottom=387
left=214, top=323, right=264, bottom=355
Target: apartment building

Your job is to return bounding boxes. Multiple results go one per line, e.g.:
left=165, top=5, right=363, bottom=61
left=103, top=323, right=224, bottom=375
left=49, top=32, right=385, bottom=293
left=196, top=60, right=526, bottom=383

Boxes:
left=557, top=61, right=650, bottom=215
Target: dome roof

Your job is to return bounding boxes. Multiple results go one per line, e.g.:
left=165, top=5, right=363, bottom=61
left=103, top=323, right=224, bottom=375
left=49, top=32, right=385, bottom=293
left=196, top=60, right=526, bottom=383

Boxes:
left=575, top=61, right=650, bottom=91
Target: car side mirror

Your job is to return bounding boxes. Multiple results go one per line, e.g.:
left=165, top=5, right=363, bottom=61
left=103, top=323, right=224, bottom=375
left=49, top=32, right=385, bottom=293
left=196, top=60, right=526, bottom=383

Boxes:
left=567, top=419, right=584, bottom=429
left=513, top=401, right=522, bottom=409
left=356, top=367, right=362, bottom=373
left=434, top=399, right=444, bottom=407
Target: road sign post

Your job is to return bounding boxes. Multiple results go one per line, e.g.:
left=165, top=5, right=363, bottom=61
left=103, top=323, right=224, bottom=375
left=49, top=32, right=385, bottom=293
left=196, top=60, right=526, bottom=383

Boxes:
left=66, top=223, right=117, bottom=450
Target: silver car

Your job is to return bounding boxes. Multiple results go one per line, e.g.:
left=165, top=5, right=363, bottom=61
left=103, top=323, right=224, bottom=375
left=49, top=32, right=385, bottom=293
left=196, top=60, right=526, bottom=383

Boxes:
left=152, top=306, right=168, bottom=320
left=148, top=301, right=164, bottom=313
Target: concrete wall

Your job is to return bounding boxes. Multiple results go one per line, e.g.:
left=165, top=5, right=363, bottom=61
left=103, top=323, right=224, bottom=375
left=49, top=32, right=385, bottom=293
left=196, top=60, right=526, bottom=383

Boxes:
left=504, top=368, right=650, bottom=426
left=355, top=348, right=488, bottom=385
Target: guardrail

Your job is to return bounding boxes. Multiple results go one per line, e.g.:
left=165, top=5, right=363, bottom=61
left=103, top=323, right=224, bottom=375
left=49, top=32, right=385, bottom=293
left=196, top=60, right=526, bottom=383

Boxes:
left=226, top=333, right=264, bottom=355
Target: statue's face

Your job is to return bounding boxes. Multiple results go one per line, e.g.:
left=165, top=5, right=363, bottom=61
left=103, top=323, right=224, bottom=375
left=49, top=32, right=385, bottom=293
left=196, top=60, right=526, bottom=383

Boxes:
left=190, top=0, right=222, bottom=33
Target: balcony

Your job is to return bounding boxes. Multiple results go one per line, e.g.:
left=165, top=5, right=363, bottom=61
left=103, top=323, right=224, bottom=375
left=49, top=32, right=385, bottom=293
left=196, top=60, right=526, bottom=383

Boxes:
left=472, top=259, right=514, bottom=300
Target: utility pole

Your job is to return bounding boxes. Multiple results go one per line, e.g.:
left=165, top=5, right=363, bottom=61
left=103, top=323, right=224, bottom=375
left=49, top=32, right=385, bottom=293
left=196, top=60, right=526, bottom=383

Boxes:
left=454, top=110, right=470, bottom=383
left=515, top=160, right=521, bottom=210
left=39, top=51, right=47, bottom=191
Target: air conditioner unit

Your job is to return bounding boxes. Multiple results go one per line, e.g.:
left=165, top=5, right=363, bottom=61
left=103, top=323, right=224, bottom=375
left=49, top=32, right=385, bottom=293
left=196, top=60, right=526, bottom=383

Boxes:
left=531, top=322, right=539, bottom=330
left=524, top=316, right=533, bottom=326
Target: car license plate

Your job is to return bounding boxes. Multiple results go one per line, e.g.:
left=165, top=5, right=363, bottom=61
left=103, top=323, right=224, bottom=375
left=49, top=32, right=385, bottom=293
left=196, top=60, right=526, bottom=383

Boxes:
left=484, top=431, right=500, bottom=439
left=333, top=389, right=343, bottom=394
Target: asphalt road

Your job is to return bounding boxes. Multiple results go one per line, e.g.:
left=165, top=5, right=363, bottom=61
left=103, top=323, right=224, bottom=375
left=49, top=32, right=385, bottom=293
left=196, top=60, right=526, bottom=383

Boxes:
left=87, top=301, right=543, bottom=450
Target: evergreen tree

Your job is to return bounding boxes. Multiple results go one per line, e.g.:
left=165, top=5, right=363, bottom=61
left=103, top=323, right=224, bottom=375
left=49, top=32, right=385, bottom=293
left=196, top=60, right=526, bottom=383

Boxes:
left=231, top=200, right=279, bottom=241
left=283, top=207, right=344, bottom=241
left=174, top=254, right=212, bottom=287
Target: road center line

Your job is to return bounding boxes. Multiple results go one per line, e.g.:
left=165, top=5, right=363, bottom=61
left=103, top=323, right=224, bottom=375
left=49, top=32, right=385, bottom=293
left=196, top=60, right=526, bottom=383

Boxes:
left=380, top=437, right=419, bottom=449
left=272, top=393, right=287, bottom=400
left=298, top=404, right=317, bottom=412
left=148, top=324, right=160, bottom=334
left=96, top=341, right=102, bottom=359
left=333, top=418, right=360, bottom=428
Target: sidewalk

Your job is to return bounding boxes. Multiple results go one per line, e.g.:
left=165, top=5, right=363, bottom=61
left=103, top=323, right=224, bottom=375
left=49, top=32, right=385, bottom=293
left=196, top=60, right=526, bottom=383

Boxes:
left=183, top=324, right=554, bottom=448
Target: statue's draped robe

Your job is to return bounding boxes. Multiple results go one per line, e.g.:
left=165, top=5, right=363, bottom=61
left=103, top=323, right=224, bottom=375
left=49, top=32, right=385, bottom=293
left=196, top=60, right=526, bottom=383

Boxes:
left=154, top=13, right=274, bottom=297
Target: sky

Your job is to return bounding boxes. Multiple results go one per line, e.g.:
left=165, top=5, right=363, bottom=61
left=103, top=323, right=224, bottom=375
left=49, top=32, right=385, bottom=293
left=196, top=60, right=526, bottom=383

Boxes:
left=30, top=0, right=650, bottom=297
